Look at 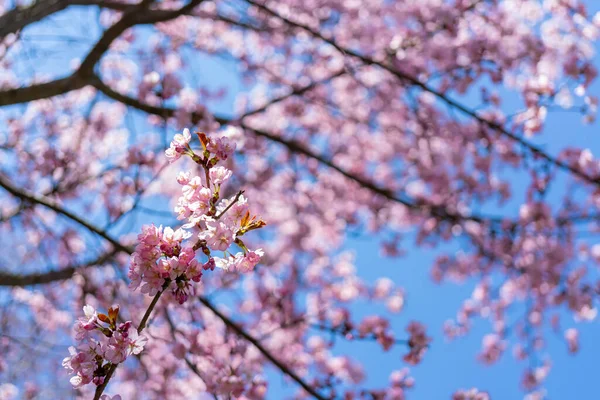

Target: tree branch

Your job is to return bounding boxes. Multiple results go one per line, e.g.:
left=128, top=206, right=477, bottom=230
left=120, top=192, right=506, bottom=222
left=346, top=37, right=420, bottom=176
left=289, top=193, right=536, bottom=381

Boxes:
left=0, top=76, right=86, bottom=107
left=237, top=68, right=347, bottom=120
left=0, top=0, right=205, bottom=107
left=245, top=0, right=600, bottom=188
left=93, top=287, right=167, bottom=400
left=0, top=0, right=137, bottom=41
left=91, top=76, right=500, bottom=225
left=0, top=250, right=119, bottom=286
left=199, top=297, right=328, bottom=400
left=0, top=173, right=132, bottom=254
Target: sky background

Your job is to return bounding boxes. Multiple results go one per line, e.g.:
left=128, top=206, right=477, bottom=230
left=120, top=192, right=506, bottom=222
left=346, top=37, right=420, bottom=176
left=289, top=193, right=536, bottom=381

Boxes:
left=4, top=0, right=600, bottom=399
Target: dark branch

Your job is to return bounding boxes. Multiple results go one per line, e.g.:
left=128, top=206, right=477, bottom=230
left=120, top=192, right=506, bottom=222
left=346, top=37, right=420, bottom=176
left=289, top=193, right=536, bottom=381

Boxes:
left=0, top=250, right=118, bottom=286
left=245, top=0, right=600, bottom=188
left=0, top=76, right=86, bottom=107
left=0, top=173, right=132, bottom=254
left=0, top=0, right=205, bottom=106
left=0, top=0, right=136, bottom=41
left=91, top=77, right=500, bottom=225
left=199, top=297, right=328, bottom=400
left=237, top=68, right=347, bottom=119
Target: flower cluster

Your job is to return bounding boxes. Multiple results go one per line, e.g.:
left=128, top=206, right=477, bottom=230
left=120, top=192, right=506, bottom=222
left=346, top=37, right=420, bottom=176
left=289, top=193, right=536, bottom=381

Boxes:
left=452, top=388, right=491, bottom=400
left=129, top=225, right=207, bottom=304
left=63, top=305, right=147, bottom=388
left=66, top=128, right=266, bottom=393
left=165, top=128, right=192, bottom=163
left=129, top=129, right=265, bottom=304
left=403, top=321, right=431, bottom=365
left=357, top=316, right=396, bottom=351
left=165, top=128, right=236, bottom=164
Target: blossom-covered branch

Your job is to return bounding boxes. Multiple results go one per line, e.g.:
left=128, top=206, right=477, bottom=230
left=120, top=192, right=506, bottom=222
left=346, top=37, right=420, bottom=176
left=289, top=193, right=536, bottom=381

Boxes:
left=64, top=128, right=266, bottom=398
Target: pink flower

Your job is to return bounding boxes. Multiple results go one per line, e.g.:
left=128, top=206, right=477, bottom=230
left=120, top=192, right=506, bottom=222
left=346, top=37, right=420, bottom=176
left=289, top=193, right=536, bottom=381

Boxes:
left=478, top=334, right=505, bottom=365
left=219, top=125, right=245, bottom=149
left=165, top=148, right=180, bottom=163
left=223, top=195, right=249, bottom=224
left=100, top=395, right=122, bottom=400
left=203, top=258, right=216, bottom=271
left=160, top=226, right=189, bottom=255
left=235, top=249, right=264, bottom=273
left=214, top=253, right=244, bottom=271
left=176, top=171, right=191, bottom=185
left=209, top=166, right=232, bottom=185
left=165, top=128, right=191, bottom=163
left=139, top=269, right=166, bottom=296
left=103, top=332, right=128, bottom=364
left=207, top=136, right=236, bottom=160
left=172, top=280, right=193, bottom=304
left=183, top=250, right=203, bottom=281
left=127, top=329, right=147, bottom=356
left=74, top=305, right=98, bottom=339
left=101, top=325, right=147, bottom=364
left=161, top=73, right=182, bottom=99
left=137, top=224, right=163, bottom=248
left=176, top=180, right=212, bottom=223
left=373, top=278, right=393, bottom=299
left=182, top=176, right=204, bottom=200
left=564, top=328, right=579, bottom=354
left=386, top=292, right=404, bottom=313
left=187, top=187, right=212, bottom=215
left=404, top=321, right=430, bottom=365
left=0, top=384, right=19, bottom=400
left=201, top=220, right=235, bottom=251
left=129, top=225, right=166, bottom=292
left=173, top=128, right=192, bottom=148
left=453, top=388, right=490, bottom=400
left=128, top=262, right=143, bottom=290
left=62, top=346, right=96, bottom=388
left=65, top=308, right=149, bottom=389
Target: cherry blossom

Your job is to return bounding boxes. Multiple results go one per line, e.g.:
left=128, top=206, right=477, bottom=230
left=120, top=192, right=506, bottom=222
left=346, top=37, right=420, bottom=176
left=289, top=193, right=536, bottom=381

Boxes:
left=62, top=129, right=266, bottom=396
left=165, top=128, right=192, bottom=163
left=2, top=0, right=600, bottom=398
left=63, top=305, right=148, bottom=389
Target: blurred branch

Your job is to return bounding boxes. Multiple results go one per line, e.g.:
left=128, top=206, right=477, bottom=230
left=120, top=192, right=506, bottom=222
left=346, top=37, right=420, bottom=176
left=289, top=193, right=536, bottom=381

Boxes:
left=236, top=68, right=347, bottom=119
left=198, top=297, right=328, bottom=400
left=0, top=186, right=324, bottom=398
left=0, top=0, right=134, bottom=41
left=164, top=310, right=219, bottom=400
left=310, top=323, right=409, bottom=346
left=245, top=0, right=600, bottom=188
left=0, top=76, right=87, bottom=107
left=0, top=172, right=132, bottom=253
left=0, top=0, right=205, bottom=106
left=91, top=76, right=500, bottom=226
left=211, top=13, right=272, bottom=32
left=0, top=250, right=119, bottom=286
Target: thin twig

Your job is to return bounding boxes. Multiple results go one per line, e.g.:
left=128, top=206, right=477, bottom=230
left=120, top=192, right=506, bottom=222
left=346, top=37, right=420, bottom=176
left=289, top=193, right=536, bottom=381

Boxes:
left=215, top=190, right=244, bottom=220
left=93, top=287, right=167, bottom=400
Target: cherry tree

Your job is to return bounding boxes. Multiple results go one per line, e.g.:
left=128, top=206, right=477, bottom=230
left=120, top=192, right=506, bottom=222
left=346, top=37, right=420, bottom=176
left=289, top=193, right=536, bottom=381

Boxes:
left=1, top=0, right=599, bottom=398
